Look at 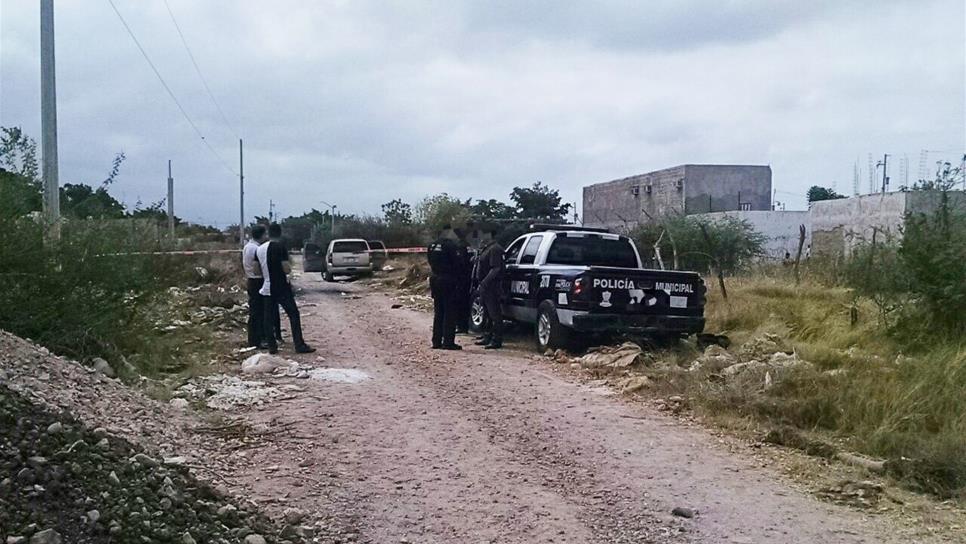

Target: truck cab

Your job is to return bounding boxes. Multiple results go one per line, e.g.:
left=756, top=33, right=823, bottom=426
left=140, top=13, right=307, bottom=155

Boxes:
left=475, top=226, right=706, bottom=351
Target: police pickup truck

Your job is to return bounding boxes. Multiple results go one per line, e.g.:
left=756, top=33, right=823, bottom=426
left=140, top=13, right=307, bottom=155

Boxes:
left=472, top=226, right=706, bottom=350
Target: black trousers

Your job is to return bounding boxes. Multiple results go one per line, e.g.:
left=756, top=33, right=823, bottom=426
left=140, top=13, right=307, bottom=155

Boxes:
left=430, top=275, right=458, bottom=347
left=263, top=286, right=305, bottom=350
left=455, top=278, right=472, bottom=332
left=246, top=278, right=265, bottom=347
left=481, top=286, right=504, bottom=343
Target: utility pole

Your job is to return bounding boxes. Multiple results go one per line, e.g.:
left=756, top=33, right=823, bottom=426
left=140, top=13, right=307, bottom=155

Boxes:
left=238, top=138, right=244, bottom=245
left=167, top=160, right=175, bottom=237
left=40, top=0, right=60, bottom=238
left=877, top=154, right=889, bottom=193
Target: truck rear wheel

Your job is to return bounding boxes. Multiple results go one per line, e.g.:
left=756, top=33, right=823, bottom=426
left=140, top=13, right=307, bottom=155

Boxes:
left=323, top=270, right=334, bottom=282
left=536, top=301, right=570, bottom=352
left=469, top=294, right=486, bottom=333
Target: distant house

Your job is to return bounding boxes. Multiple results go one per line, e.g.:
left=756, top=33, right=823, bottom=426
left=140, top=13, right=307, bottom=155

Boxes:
left=582, top=164, right=773, bottom=231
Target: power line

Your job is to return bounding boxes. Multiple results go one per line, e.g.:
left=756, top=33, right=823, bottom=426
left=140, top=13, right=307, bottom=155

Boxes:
left=105, top=0, right=237, bottom=176
left=161, top=0, right=240, bottom=140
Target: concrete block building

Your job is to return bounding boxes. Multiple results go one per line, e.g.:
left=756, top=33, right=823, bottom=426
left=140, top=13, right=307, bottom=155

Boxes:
left=810, top=190, right=966, bottom=256
left=582, top=164, right=772, bottom=231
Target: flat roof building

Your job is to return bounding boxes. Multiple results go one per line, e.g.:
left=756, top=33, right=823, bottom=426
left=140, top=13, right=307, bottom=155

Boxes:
left=582, top=164, right=773, bottom=231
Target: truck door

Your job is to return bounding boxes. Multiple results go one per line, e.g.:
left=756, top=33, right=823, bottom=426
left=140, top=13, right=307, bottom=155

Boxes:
left=507, top=235, right=543, bottom=323
left=501, top=237, right=527, bottom=318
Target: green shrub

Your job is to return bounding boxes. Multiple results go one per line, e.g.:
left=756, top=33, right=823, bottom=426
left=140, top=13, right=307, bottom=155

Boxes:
left=0, top=214, right=209, bottom=373
left=629, top=215, right=765, bottom=274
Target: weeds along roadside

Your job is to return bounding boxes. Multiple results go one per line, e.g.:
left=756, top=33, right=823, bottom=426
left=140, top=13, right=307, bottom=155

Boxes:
left=0, top=215, right=243, bottom=380
left=666, top=267, right=966, bottom=499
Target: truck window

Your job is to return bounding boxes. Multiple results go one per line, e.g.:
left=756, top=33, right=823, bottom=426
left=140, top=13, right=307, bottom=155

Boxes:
left=518, top=235, right=543, bottom=265
left=545, top=236, right=639, bottom=268
left=504, top=238, right=526, bottom=264
left=332, top=241, right=369, bottom=253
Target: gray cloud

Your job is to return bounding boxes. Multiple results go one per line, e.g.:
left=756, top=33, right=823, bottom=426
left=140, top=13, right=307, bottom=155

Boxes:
left=1, top=0, right=963, bottom=226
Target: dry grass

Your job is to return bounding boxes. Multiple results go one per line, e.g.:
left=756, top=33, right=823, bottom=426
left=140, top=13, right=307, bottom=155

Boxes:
left=677, top=272, right=966, bottom=498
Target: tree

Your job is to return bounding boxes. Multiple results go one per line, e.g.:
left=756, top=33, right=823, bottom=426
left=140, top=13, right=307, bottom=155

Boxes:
left=382, top=199, right=413, bottom=224
left=60, top=183, right=126, bottom=219
left=469, top=198, right=516, bottom=221
left=0, top=127, right=42, bottom=217
left=807, top=186, right=846, bottom=203
left=630, top=215, right=765, bottom=275
left=280, top=208, right=329, bottom=249
left=0, top=126, right=39, bottom=180
left=128, top=199, right=169, bottom=222
left=895, top=163, right=966, bottom=335
left=0, top=168, right=42, bottom=217
left=415, top=193, right=471, bottom=232
left=510, top=182, right=571, bottom=222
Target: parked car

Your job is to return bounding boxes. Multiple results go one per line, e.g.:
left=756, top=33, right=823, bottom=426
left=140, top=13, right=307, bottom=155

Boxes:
left=471, top=225, right=706, bottom=351
left=324, top=239, right=372, bottom=281
left=367, top=240, right=388, bottom=271
left=302, top=242, right=324, bottom=272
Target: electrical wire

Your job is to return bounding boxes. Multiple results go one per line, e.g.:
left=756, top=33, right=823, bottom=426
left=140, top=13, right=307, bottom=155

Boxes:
left=161, top=0, right=240, bottom=141
left=106, top=0, right=238, bottom=176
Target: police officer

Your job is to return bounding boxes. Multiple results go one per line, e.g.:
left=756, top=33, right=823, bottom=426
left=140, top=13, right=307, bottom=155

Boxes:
left=475, top=226, right=505, bottom=349
left=427, top=225, right=462, bottom=350
left=453, top=227, right=473, bottom=334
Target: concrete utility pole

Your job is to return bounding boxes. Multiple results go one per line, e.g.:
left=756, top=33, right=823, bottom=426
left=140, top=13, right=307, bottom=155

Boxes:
left=239, top=138, right=244, bottom=245
left=167, top=160, right=175, bottom=237
left=877, top=154, right=890, bottom=193
left=40, top=0, right=60, bottom=238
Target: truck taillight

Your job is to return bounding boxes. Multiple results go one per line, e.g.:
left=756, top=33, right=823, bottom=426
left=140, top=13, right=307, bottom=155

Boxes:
left=572, top=278, right=585, bottom=296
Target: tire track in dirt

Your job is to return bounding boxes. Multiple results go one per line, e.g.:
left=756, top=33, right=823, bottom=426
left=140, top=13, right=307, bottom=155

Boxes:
left=226, top=274, right=933, bottom=544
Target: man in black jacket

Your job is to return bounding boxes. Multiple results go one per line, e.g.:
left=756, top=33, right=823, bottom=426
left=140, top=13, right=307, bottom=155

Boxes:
left=427, top=225, right=462, bottom=350
left=475, top=228, right=505, bottom=349
left=257, top=223, right=315, bottom=355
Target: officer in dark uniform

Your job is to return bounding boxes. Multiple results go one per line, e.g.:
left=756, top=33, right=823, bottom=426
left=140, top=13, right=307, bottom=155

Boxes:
left=427, top=225, right=462, bottom=350
left=453, top=228, right=473, bottom=334
left=476, top=227, right=505, bottom=349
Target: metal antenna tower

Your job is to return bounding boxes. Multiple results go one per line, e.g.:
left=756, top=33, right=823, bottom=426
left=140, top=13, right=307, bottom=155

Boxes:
left=899, top=155, right=909, bottom=187
left=918, top=150, right=928, bottom=182
left=853, top=159, right=860, bottom=195
left=868, top=154, right=875, bottom=194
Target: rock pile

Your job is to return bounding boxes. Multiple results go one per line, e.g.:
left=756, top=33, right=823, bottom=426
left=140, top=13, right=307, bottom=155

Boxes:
left=690, top=334, right=813, bottom=387
left=0, top=331, right=309, bottom=542
left=0, top=384, right=287, bottom=543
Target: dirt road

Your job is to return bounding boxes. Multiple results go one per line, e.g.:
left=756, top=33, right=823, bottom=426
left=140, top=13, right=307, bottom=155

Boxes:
left=226, top=273, right=930, bottom=544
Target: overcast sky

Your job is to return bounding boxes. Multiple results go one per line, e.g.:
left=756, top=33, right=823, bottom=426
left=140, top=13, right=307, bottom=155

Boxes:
left=1, top=0, right=964, bottom=226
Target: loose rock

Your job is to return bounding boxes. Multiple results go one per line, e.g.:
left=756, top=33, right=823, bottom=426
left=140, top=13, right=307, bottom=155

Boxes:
left=28, top=529, right=61, bottom=544
left=90, top=357, right=115, bottom=378
left=671, top=507, right=695, bottom=519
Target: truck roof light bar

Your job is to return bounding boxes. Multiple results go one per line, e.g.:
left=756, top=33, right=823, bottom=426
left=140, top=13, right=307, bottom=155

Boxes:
left=528, top=223, right=611, bottom=233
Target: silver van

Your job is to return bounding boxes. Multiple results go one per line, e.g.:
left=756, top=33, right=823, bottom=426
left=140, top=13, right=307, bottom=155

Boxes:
left=324, top=239, right=372, bottom=281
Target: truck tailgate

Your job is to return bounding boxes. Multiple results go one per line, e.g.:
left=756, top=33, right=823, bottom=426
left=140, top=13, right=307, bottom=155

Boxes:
left=573, top=267, right=705, bottom=316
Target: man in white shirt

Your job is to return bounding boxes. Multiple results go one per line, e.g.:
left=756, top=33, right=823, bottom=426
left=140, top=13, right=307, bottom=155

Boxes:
left=256, top=223, right=314, bottom=354
left=242, top=225, right=269, bottom=347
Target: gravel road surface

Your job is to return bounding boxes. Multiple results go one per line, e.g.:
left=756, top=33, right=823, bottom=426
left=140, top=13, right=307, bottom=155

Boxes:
left=227, top=273, right=936, bottom=544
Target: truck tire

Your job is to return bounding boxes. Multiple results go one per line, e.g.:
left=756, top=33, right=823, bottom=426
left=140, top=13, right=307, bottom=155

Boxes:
left=469, top=294, right=486, bottom=333
left=323, top=270, right=334, bottom=282
left=536, top=301, right=570, bottom=352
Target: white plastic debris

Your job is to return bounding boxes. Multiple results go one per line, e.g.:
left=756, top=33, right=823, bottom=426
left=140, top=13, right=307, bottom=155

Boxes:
left=241, top=353, right=295, bottom=374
